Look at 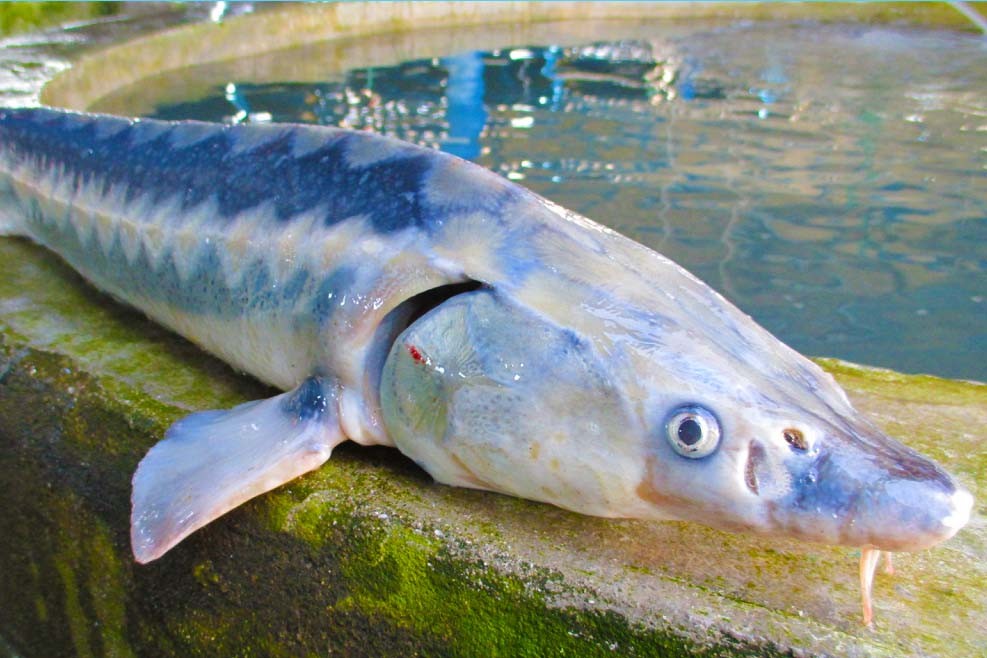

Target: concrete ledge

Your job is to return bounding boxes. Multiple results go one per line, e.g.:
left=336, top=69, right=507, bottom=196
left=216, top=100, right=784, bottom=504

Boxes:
left=40, top=1, right=987, bottom=112
left=1, top=226, right=985, bottom=657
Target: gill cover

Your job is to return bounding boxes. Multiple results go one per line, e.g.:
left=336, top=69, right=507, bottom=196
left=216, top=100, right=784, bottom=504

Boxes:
left=379, top=288, right=652, bottom=517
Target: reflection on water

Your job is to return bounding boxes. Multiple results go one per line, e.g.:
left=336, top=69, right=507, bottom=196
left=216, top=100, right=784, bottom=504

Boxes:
left=145, top=23, right=987, bottom=381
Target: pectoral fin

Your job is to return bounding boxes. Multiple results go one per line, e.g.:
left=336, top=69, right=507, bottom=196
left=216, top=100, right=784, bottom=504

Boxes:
left=131, top=377, right=345, bottom=563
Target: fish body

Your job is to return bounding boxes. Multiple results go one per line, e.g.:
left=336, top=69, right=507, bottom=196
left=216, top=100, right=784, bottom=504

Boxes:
left=0, top=107, right=972, bottom=621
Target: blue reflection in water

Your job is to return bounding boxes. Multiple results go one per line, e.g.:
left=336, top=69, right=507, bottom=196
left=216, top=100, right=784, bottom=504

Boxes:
left=442, top=51, right=487, bottom=161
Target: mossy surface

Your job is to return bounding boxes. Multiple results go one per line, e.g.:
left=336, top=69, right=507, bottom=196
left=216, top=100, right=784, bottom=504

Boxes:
left=0, top=311, right=765, bottom=658
left=0, top=2, right=116, bottom=37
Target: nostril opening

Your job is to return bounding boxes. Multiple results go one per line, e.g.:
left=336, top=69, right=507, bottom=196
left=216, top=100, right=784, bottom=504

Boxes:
left=745, top=441, right=762, bottom=495
left=783, top=428, right=808, bottom=451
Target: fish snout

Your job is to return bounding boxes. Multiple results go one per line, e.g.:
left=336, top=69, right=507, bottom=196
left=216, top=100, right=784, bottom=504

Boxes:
left=840, top=468, right=972, bottom=551
left=779, top=429, right=973, bottom=551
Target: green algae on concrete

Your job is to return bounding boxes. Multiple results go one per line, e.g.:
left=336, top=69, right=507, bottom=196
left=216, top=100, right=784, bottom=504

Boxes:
left=1, top=234, right=985, bottom=656
left=0, top=2, right=116, bottom=37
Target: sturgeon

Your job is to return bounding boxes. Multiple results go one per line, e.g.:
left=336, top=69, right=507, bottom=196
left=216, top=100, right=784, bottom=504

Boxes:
left=0, top=107, right=973, bottom=624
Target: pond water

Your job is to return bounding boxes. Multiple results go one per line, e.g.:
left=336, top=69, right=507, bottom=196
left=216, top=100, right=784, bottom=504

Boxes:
left=101, top=20, right=987, bottom=382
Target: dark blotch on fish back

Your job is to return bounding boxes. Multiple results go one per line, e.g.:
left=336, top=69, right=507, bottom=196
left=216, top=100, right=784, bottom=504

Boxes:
left=286, top=132, right=435, bottom=234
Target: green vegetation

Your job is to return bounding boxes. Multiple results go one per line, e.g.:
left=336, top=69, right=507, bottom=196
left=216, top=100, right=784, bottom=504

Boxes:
left=0, top=2, right=116, bottom=37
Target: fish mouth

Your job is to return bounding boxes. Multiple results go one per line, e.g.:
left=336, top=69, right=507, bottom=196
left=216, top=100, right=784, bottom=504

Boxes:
left=767, top=424, right=974, bottom=551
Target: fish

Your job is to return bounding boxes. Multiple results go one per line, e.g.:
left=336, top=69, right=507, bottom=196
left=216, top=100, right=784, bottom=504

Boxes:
left=0, top=106, right=973, bottom=625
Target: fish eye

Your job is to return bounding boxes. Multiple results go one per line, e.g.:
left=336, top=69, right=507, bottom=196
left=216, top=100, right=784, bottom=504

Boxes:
left=666, top=405, right=721, bottom=458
